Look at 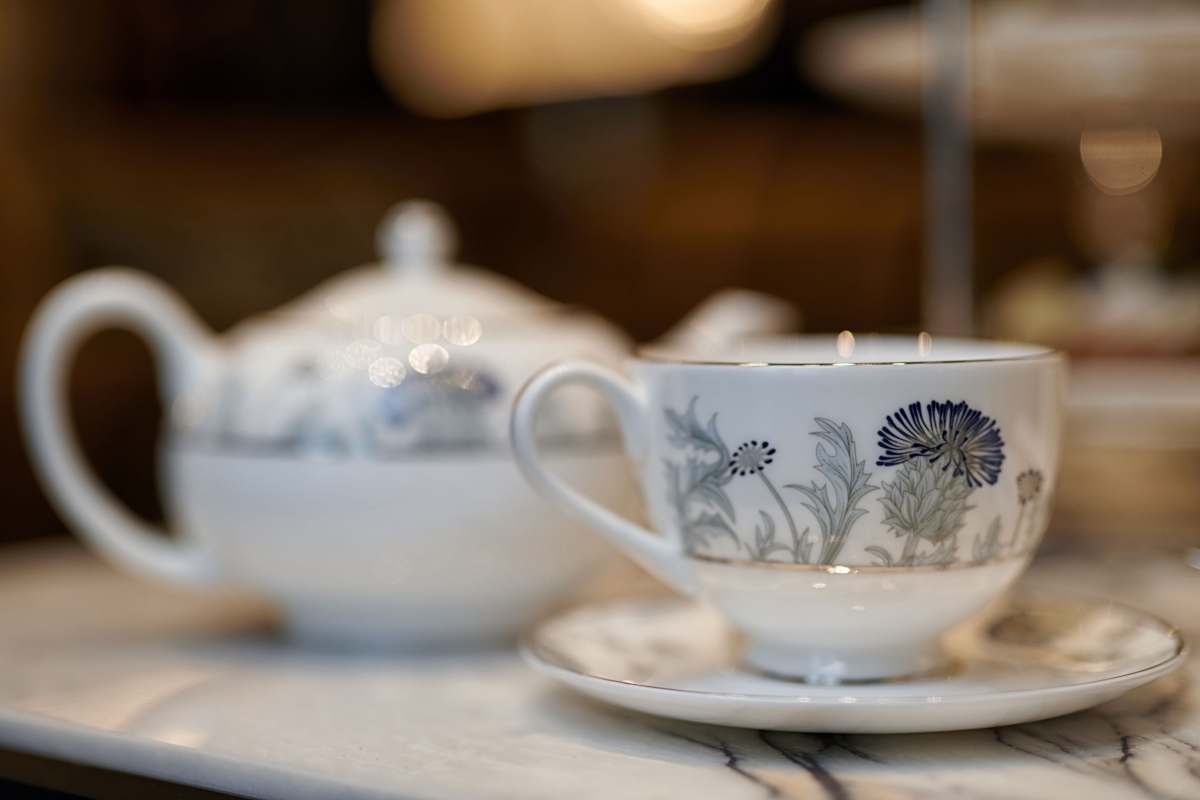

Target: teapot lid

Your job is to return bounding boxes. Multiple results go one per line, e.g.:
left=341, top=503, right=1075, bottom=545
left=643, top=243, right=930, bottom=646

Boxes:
left=182, top=200, right=628, bottom=458
left=278, top=200, right=557, bottom=324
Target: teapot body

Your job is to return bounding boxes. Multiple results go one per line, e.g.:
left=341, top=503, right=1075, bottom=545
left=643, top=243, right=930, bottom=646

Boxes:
left=165, top=443, right=631, bottom=647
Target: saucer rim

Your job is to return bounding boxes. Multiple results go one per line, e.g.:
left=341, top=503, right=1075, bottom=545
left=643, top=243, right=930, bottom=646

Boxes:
left=521, top=595, right=1188, bottom=707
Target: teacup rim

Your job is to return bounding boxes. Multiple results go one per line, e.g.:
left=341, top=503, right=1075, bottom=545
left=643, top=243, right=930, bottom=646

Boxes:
left=636, top=333, right=1063, bottom=367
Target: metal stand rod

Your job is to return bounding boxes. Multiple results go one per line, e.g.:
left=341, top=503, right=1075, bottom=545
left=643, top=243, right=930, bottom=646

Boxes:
left=921, top=0, right=974, bottom=335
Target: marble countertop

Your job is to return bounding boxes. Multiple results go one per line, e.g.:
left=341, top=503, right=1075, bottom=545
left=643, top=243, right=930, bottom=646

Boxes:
left=0, top=539, right=1197, bottom=800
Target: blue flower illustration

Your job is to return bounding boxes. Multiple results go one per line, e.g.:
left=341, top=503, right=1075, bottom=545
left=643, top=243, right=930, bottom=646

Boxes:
left=876, top=400, right=1004, bottom=487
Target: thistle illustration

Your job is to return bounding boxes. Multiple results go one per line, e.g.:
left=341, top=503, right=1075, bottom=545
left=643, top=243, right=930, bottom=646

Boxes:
left=869, top=400, right=1004, bottom=567
left=867, top=456, right=972, bottom=566
left=786, top=419, right=877, bottom=565
left=663, top=398, right=739, bottom=553
left=877, top=400, right=1005, bottom=487
left=730, top=441, right=810, bottom=563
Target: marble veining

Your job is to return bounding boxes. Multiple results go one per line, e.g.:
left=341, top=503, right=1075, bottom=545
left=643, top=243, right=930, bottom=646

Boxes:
left=0, top=540, right=1195, bottom=799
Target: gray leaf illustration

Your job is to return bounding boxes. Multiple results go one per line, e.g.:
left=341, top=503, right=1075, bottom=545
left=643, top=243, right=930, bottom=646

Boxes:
left=865, top=546, right=894, bottom=567
left=785, top=418, right=877, bottom=565
left=972, top=516, right=1004, bottom=562
left=663, top=397, right=739, bottom=554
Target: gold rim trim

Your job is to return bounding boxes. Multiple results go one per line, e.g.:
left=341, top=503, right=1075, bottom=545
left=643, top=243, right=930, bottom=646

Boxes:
left=686, top=550, right=1032, bottom=573
left=634, top=338, right=1063, bottom=367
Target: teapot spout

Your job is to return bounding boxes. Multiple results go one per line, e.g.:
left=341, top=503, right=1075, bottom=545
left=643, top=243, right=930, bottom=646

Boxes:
left=659, top=288, right=800, bottom=351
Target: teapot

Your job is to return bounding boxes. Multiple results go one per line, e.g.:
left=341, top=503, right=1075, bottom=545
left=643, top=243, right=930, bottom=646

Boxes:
left=20, top=201, right=637, bottom=648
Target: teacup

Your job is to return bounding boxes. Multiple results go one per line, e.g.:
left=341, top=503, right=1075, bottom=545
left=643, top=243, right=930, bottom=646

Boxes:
left=511, top=334, right=1066, bottom=683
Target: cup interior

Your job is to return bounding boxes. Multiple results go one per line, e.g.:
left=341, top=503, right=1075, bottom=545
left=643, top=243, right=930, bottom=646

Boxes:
left=639, top=334, right=1055, bottom=365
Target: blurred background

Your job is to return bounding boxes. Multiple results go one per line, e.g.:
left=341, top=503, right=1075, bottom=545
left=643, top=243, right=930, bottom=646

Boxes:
left=3, top=0, right=1200, bottom=551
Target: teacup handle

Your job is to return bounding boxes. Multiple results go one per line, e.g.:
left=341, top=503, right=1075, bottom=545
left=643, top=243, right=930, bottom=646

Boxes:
left=19, top=268, right=223, bottom=587
left=511, top=362, right=697, bottom=595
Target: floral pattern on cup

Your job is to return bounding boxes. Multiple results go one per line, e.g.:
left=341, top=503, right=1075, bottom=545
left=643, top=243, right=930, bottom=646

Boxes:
left=868, top=400, right=1004, bottom=567
left=664, top=397, right=1044, bottom=568
left=876, top=400, right=1005, bottom=488
left=728, top=440, right=810, bottom=564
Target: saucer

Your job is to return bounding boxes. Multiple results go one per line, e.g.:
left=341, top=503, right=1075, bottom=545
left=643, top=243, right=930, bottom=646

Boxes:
left=521, top=593, right=1186, bottom=734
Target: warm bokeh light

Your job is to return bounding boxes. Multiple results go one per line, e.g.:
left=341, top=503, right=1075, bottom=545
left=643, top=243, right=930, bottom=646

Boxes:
left=918, top=332, right=932, bottom=358
left=404, top=314, right=442, bottom=344
left=806, top=1, right=1200, bottom=142
left=628, top=0, right=772, bottom=50
left=409, top=342, right=449, bottom=374
left=370, top=0, right=777, bottom=117
left=836, top=330, right=855, bottom=357
left=1080, top=127, right=1163, bottom=195
left=368, top=356, right=407, bottom=388
left=444, top=315, right=482, bottom=346
left=373, top=315, right=406, bottom=345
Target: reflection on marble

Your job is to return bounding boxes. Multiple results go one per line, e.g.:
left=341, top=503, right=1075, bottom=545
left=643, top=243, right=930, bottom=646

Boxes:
left=0, top=540, right=1196, bottom=799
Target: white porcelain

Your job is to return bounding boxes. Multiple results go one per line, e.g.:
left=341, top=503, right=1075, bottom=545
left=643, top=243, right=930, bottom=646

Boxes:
left=168, top=446, right=631, bottom=648
left=523, top=594, right=1185, bottom=734
left=17, top=200, right=643, bottom=647
left=512, top=334, right=1067, bottom=680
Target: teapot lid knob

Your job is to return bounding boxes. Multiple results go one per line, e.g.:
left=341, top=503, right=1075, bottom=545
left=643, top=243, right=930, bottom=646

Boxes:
left=377, top=200, right=458, bottom=276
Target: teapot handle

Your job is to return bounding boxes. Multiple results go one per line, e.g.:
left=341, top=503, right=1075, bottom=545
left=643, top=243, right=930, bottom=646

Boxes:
left=19, top=268, right=223, bottom=587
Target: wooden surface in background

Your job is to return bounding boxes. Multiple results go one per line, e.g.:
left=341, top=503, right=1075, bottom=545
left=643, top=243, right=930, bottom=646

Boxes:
left=0, top=0, right=1163, bottom=545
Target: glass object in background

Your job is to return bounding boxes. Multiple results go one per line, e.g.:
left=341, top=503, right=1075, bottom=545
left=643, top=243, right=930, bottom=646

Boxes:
left=806, top=0, right=1200, bottom=351
left=923, top=0, right=975, bottom=336
left=806, top=0, right=1200, bottom=548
